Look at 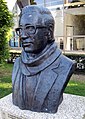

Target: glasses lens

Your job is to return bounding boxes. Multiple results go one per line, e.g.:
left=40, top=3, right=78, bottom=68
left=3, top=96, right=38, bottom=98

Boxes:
left=16, top=28, right=22, bottom=36
left=25, top=26, right=35, bottom=34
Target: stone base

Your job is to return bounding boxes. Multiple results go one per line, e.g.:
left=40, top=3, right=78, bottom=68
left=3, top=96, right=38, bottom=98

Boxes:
left=0, top=93, right=85, bottom=119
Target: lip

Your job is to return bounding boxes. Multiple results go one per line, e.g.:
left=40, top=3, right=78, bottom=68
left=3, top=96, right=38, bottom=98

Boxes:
left=22, top=42, right=33, bottom=47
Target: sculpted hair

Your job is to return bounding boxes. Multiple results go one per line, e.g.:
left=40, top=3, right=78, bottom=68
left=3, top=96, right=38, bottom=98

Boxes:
left=21, top=5, right=54, bottom=25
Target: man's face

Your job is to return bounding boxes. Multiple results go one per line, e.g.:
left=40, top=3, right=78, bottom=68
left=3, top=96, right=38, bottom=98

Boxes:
left=18, top=13, right=48, bottom=54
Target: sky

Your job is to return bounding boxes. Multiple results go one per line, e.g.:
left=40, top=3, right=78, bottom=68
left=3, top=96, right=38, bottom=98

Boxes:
left=5, top=0, right=16, bottom=11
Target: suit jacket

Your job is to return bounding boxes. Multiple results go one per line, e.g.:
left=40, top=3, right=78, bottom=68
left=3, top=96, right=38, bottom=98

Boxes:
left=12, top=48, right=75, bottom=113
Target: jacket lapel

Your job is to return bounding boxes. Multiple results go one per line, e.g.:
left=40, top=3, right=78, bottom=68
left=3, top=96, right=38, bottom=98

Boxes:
left=32, top=61, right=60, bottom=110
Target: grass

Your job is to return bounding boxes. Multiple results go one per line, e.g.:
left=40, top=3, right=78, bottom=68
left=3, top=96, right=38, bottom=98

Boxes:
left=0, top=63, right=85, bottom=98
left=0, top=63, right=13, bottom=98
left=65, top=79, right=85, bottom=96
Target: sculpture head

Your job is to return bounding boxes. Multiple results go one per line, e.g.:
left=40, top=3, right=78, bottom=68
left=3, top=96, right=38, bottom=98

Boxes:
left=15, top=5, right=55, bottom=54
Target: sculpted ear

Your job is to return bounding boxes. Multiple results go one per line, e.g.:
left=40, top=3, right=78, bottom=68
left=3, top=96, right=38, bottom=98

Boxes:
left=48, top=23, right=54, bottom=32
left=47, top=24, right=54, bottom=43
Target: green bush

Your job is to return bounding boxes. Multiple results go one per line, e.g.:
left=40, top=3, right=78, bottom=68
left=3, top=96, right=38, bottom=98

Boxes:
left=0, top=0, right=13, bottom=63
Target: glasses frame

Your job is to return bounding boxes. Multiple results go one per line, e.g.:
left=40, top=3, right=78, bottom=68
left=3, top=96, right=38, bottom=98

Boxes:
left=15, top=25, right=47, bottom=37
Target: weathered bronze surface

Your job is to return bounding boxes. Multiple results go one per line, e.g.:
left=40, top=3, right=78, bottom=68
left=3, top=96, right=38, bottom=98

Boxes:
left=12, top=5, right=75, bottom=113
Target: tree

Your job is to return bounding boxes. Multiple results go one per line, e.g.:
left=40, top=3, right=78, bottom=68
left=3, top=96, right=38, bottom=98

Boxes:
left=0, top=0, right=13, bottom=63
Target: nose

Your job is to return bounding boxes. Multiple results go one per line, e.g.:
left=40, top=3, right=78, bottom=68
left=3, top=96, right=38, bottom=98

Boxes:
left=20, top=31, right=30, bottom=40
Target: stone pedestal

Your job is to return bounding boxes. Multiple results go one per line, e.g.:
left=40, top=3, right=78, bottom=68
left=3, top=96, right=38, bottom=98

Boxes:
left=0, top=93, right=85, bottom=119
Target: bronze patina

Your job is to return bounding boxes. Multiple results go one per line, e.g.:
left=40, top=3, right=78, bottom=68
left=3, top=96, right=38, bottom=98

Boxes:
left=12, top=5, right=75, bottom=113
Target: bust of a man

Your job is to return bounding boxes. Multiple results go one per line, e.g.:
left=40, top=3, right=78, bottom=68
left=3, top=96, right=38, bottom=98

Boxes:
left=12, top=5, right=75, bottom=113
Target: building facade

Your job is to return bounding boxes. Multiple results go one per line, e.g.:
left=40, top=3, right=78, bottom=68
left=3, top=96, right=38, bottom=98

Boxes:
left=9, top=0, right=85, bottom=55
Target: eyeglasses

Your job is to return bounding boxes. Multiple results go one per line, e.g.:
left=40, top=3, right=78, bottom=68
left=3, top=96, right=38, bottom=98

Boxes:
left=15, top=25, right=47, bottom=37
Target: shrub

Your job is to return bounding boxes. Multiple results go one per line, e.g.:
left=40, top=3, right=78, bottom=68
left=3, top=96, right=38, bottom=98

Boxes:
left=0, top=0, right=13, bottom=63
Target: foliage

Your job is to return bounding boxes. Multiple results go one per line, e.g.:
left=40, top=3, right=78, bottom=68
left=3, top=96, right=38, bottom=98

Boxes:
left=30, top=0, right=37, bottom=5
left=0, top=0, right=13, bottom=63
left=71, top=0, right=80, bottom=2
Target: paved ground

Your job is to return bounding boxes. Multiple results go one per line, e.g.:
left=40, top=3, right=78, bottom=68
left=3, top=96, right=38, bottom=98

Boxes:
left=71, top=71, right=85, bottom=82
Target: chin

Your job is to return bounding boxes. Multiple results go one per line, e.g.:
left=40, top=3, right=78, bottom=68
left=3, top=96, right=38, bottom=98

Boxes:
left=23, top=47, right=44, bottom=54
left=23, top=47, right=33, bottom=53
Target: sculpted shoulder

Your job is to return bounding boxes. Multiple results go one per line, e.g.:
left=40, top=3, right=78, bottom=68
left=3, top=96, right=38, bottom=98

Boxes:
left=61, top=55, right=76, bottom=68
left=61, top=54, right=75, bottom=64
left=51, top=54, right=76, bottom=76
left=58, top=54, right=76, bottom=75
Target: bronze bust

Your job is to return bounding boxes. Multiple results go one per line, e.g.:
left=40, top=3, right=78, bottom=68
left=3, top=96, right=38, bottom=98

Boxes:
left=12, top=5, right=75, bottom=113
